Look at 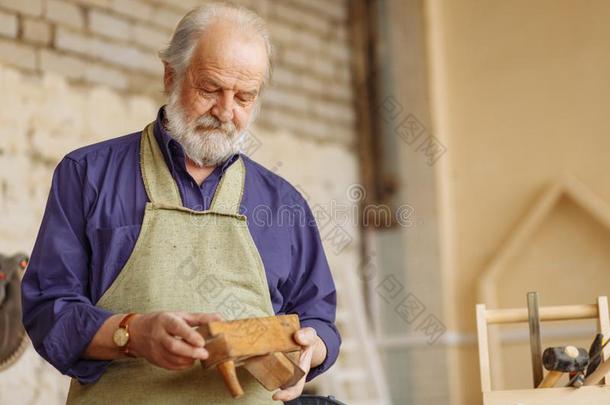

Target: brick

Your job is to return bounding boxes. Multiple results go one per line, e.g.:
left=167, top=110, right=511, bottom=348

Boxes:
left=299, top=12, right=330, bottom=35
left=133, top=23, right=169, bottom=50
left=313, top=56, right=336, bottom=78
left=38, top=49, right=86, bottom=80
left=281, top=48, right=308, bottom=70
left=298, top=73, right=324, bottom=95
left=0, top=0, right=42, bottom=16
left=272, top=2, right=330, bottom=34
left=84, top=62, right=128, bottom=89
left=46, top=0, right=85, bottom=30
left=56, top=29, right=159, bottom=76
left=292, top=0, right=348, bottom=22
left=154, top=0, right=200, bottom=13
left=55, top=27, right=93, bottom=57
left=270, top=65, right=298, bottom=88
left=272, top=2, right=302, bottom=26
left=324, top=0, right=348, bottom=21
left=311, top=100, right=355, bottom=125
left=94, top=39, right=159, bottom=73
left=268, top=20, right=294, bottom=45
left=109, top=0, right=153, bottom=21
left=0, top=39, right=36, bottom=70
left=234, top=0, right=271, bottom=18
left=327, top=81, right=353, bottom=102
left=127, top=72, right=163, bottom=95
left=72, top=0, right=110, bottom=8
left=327, top=41, right=351, bottom=64
left=336, top=63, right=351, bottom=83
left=263, top=86, right=310, bottom=113
left=0, top=9, right=17, bottom=38
left=89, top=10, right=130, bottom=41
left=294, top=30, right=322, bottom=53
left=150, top=6, right=182, bottom=31
left=23, top=18, right=52, bottom=45
left=332, top=25, right=348, bottom=43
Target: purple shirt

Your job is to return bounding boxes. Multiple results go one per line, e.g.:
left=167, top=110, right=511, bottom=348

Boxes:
left=21, top=107, right=340, bottom=384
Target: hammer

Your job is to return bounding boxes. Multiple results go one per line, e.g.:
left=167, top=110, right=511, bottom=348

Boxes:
left=537, top=346, right=589, bottom=388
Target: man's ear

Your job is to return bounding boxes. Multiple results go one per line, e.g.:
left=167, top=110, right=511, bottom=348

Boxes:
left=163, top=61, right=175, bottom=94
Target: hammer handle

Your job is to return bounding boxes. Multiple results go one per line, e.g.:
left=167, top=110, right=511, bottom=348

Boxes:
left=584, top=356, right=610, bottom=386
left=538, top=371, right=563, bottom=388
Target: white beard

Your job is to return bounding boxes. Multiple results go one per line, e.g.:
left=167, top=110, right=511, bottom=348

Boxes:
left=164, top=83, right=256, bottom=167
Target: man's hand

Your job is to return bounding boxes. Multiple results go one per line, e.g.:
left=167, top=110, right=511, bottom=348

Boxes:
left=84, top=311, right=221, bottom=371
left=272, top=327, right=327, bottom=402
left=128, top=312, right=222, bottom=370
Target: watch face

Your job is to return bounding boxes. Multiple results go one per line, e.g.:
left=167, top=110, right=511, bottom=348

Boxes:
left=113, top=328, right=129, bottom=347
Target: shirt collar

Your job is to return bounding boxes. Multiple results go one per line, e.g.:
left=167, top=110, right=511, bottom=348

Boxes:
left=153, top=106, right=240, bottom=178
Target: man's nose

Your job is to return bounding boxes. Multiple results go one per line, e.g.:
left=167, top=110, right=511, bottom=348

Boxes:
left=211, top=92, right=234, bottom=123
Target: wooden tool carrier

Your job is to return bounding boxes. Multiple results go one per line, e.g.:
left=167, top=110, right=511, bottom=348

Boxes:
left=197, top=314, right=305, bottom=398
left=476, top=296, right=610, bottom=404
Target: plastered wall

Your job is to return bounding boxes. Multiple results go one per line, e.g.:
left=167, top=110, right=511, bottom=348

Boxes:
left=426, top=0, right=610, bottom=403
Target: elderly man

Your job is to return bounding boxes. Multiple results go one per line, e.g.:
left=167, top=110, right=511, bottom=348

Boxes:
left=21, top=4, right=340, bottom=404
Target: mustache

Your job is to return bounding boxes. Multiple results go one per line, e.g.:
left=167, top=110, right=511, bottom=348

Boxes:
left=192, top=113, right=236, bottom=134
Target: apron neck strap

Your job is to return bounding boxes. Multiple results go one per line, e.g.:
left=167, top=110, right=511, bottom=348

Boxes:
left=141, top=122, right=183, bottom=206
left=140, top=122, right=245, bottom=215
left=209, top=156, right=245, bottom=215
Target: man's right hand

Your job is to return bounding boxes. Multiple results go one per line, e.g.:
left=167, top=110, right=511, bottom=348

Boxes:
left=83, top=311, right=221, bottom=371
left=128, top=312, right=221, bottom=370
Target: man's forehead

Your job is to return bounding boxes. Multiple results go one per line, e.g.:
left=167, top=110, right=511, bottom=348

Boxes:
left=188, top=21, right=268, bottom=88
left=189, top=64, right=264, bottom=90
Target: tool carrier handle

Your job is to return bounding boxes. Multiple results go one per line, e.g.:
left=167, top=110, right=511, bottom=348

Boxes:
left=475, top=296, right=610, bottom=393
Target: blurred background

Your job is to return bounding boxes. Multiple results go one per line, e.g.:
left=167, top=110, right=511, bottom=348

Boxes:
left=1, top=0, right=610, bottom=404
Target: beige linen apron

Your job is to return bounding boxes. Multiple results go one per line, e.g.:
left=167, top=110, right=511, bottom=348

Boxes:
left=66, top=123, right=277, bottom=404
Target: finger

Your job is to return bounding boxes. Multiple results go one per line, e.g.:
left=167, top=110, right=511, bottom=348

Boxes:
left=294, top=327, right=317, bottom=346
left=158, top=350, right=197, bottom=371
left=164, top=315, right=205, bottom=347
left=298, top=346, right=314, bottom=371
left=161, top=335, right=209, bottom=360
left=273, top=347, right=313, bottom=401
left=181, top=312, right=223, bottom=327
left=272, top=378, right=305, bottom=401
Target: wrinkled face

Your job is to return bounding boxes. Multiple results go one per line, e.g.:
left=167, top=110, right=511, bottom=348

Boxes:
left=164, top=20, right=268, bottom=167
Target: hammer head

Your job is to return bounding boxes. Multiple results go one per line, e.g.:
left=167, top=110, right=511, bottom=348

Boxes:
left=542, top=346, right=589, bottom=372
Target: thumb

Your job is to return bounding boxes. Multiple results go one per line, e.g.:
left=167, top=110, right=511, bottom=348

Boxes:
left=295, top=327, right=317, bottom=346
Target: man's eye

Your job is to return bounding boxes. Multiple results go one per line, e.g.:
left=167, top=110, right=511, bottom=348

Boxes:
left=198, top=88, right=216, bottom=97
left=237, top=94, right=255, bottom=103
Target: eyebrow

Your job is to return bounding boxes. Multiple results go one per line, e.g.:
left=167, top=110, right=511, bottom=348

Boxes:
left=197, top=77, right=258, bottom=97
left=239, top=89, right=259, bottom=97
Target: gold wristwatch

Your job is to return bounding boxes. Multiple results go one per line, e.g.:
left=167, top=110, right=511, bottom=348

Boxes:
left=113, top=313, right=137, bottom=356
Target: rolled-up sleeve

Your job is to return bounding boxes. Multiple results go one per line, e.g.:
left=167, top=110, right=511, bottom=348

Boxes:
left=22, top=156, right=112, bottom=383
left=283, top=193, right=341, bottom=381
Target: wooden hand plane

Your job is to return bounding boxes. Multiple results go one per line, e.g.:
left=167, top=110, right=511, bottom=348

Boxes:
left=197, top=314, right=305, bottom=398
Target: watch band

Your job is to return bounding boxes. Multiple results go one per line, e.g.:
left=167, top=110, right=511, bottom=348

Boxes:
left=119, top=312, right=138, bottom=329
left=119, top=313, right=138, bottom=357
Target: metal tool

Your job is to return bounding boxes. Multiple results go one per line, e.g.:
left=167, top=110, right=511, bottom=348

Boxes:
left=527, top=292, right=543, bottom=387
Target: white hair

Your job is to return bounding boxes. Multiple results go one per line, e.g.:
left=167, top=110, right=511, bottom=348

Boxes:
left=159, top=3, right=273, bottom=86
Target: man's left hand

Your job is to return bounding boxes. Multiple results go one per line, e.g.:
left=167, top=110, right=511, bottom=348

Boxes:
left=272, top=327, right=326, bottom=402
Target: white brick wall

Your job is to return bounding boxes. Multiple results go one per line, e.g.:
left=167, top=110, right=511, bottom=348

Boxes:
left=0, top=0, right=355, bottom=144
left=0, top=5, right=358, bottom=399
